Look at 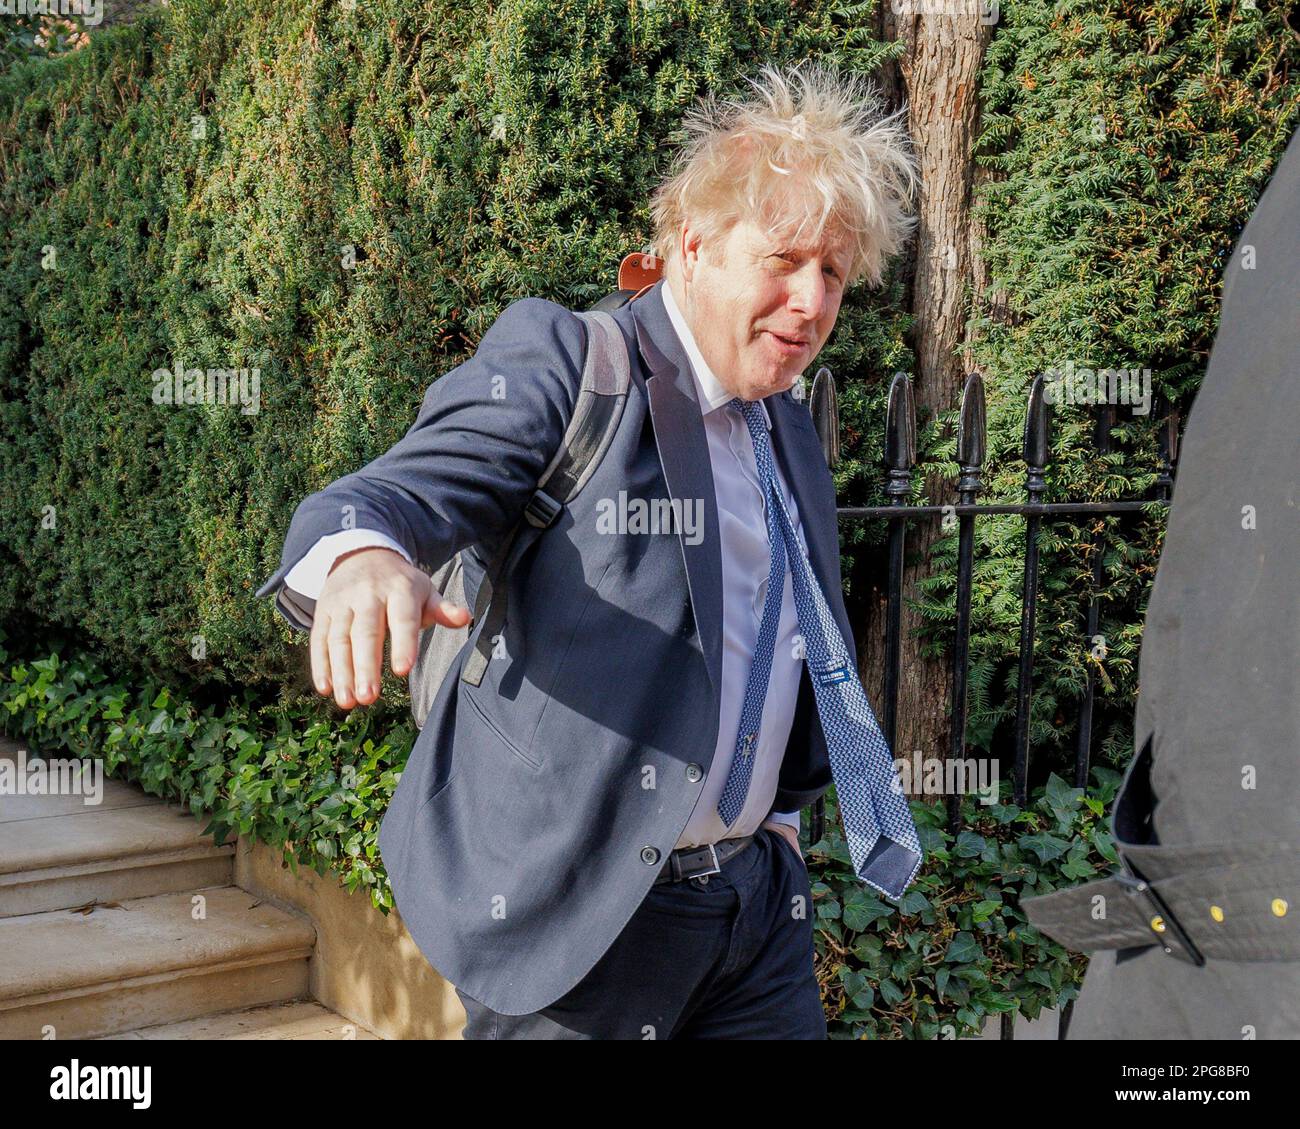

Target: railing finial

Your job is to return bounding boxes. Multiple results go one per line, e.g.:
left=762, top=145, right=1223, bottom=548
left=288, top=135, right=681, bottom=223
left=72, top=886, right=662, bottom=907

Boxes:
left=885, top=372, right=917, bottom=501
left=809, top=365, right=840, bottom=469
left=1023, top=374, right=1051, bottom=498
left=957, top=372, right=986, bottom=493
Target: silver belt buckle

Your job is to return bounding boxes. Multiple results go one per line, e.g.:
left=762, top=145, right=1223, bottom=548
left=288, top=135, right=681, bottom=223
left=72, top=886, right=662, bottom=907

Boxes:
left=688, top=842, right=723, bottom=880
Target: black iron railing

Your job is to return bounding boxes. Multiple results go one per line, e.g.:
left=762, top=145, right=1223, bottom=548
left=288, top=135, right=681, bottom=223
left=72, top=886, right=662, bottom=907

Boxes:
left=803, top=368, right=1181, bottom=1040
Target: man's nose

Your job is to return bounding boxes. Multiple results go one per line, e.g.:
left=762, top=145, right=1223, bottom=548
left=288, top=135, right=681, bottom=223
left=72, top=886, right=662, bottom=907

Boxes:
left=786, top=264, right=827, bottom=322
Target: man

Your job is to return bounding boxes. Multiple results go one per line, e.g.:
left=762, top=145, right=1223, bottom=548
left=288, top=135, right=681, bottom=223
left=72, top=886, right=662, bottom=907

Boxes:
left=256, top=62, right=922, bottom=1039
left=1022, top=127, right=1300, bottom=1039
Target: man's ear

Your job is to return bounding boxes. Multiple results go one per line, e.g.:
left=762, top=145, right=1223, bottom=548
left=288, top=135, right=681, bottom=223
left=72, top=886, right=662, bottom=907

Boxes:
left=679, top=224, right=703, bottom=283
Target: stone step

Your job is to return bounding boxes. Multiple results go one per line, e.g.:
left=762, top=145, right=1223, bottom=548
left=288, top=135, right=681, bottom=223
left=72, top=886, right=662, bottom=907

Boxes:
left=98, top=999, right=382, bottom=1040
left=0, top=741, right=234, bottom=917
left=0, top=885, right=317, bottom=1040
left=0, top=804, right=235, bottom=918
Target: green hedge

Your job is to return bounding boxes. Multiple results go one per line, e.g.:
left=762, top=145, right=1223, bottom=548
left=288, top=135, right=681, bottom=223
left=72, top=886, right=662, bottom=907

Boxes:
left=906, top=0, right=1298, bottom=770
left=0, top=0, right=910, bottom=699
left=0, top=632, right=410, bottom=906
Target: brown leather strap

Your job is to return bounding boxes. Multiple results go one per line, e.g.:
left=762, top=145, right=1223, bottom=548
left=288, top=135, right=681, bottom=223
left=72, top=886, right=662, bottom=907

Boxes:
left=617, top=251, right=663, bottom=292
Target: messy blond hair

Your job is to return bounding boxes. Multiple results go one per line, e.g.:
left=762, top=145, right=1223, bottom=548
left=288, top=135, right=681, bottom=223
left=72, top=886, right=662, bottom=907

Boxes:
left=648, top=61, right=918, bottom=289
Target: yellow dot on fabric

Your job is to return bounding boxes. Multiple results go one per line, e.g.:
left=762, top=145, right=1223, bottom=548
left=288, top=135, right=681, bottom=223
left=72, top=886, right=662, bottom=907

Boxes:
left=1209, top=905, right=1224, bottom=922
left=1149, top=915, right=1166, bottom=933
left=1271, top=898, right=1288, bottom=918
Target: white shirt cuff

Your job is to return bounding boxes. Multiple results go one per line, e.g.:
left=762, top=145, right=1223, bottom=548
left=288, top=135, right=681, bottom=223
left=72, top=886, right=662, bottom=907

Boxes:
left=765, top=809, right=801, bottom=833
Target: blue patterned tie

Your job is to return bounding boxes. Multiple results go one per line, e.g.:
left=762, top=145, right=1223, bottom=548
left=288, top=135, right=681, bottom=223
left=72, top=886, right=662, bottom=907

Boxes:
left=716, top=396, right=924, bottom=900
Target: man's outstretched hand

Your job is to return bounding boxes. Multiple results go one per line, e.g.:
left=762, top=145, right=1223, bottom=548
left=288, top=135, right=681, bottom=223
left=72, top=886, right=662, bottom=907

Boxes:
left=310, top=546, right=471, bottom=709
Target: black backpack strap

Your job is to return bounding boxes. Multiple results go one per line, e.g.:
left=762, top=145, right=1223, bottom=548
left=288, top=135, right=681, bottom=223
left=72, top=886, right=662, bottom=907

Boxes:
left=460, top=309, right=631, bottom=686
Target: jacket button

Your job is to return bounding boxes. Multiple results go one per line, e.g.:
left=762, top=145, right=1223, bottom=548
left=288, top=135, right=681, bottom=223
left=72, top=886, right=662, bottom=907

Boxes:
left=685, top=763, right=704, bottom=783
left=640, top=846, right=660, bottom=866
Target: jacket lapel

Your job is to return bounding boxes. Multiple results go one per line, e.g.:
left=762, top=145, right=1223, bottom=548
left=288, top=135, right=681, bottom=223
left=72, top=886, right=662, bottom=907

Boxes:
left=630, top=284, right=725, bottom=702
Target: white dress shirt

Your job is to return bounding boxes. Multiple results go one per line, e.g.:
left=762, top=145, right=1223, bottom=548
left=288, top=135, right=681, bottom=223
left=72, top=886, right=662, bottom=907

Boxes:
left=283, top=283, right=812, bottom=847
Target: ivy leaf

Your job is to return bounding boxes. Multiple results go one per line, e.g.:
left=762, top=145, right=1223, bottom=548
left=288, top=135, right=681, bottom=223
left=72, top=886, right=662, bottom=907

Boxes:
left=1091, top=825, right=1119, bottom=863
left=843, top=890, right=894, bottom=931
left=989, top=802, right=1021, bottom=824
left=917, top=823, right=948, bottom=854
left=1044, top=772, right=1084, bottom=825
left=851, top=985, right=876, bottom=1011
left=1019, top=831, right=1071, bottom=863
left=852, top=933, right=884, bottom=962
left=896, top=888, right=932, bottom=916
left=892, top=951, right=923, bottom=979
left=839, top=967, right=868, bottom=999
left=1060, top=841, right=1098, bottom=880
left=944, top=931, right=982, bottom=964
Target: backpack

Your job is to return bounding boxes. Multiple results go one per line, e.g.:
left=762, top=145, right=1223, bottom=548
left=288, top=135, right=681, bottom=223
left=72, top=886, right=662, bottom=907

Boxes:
left=408, top=255, right=663, bottom=728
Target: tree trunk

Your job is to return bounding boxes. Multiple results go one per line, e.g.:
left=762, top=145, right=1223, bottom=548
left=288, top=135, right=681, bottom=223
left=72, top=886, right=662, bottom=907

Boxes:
left=857, top=10, right=993, bottom=791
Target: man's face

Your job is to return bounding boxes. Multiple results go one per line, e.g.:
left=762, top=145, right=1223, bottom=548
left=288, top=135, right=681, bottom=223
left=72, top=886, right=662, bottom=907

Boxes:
left=671, top=216, right=850, bottom=402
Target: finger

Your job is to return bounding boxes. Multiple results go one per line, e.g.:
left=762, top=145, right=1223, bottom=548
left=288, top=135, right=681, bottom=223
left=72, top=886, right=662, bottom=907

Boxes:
left=387, top=582, right=424, bottom=678
left=310, top=609, right=333, bottom=696
left=350, top=599, right=387, bottom=705
left=327, top=606, right=357, bottom=709
left=420, top=587, right=472, bottom=631
left=389, top=586, right=471, bottom=679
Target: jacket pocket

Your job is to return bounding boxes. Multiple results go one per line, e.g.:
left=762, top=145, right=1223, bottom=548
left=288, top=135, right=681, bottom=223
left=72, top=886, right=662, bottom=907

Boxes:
left=462, top=683, right=544, bottom=771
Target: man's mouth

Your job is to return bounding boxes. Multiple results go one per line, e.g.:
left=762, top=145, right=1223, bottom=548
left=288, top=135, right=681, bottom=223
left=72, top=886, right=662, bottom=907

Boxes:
left=764, top=330, right=810, bottom=355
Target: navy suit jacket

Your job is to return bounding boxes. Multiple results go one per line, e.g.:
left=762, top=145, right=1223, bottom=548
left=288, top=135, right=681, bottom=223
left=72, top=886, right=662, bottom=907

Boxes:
left=255, top=279, right=855, bottom=1014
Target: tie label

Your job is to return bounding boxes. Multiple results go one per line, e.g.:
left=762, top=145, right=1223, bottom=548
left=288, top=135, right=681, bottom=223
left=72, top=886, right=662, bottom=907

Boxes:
left=817, top=665, right=850, bottom=685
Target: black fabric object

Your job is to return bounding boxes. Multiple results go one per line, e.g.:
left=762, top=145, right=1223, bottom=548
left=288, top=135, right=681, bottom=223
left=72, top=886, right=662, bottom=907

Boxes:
left=1028, top=127, right=1300, bottom=1039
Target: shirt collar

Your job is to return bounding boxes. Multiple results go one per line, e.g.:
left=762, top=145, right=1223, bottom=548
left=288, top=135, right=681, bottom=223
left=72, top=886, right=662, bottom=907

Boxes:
left=660, top=278, right=772, bottom=430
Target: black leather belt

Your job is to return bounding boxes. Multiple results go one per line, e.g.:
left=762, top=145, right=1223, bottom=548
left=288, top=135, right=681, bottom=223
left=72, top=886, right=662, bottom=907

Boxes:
left=655, top=835, right=755, bottom=884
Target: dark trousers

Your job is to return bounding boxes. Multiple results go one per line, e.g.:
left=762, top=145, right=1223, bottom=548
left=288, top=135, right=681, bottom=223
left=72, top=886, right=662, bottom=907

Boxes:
left=455, top=826, right=826, bottom=1039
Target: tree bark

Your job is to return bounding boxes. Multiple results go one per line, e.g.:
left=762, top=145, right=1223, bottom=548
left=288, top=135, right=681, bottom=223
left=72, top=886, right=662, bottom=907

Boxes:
left=857, top=9, right=993, bottom=789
